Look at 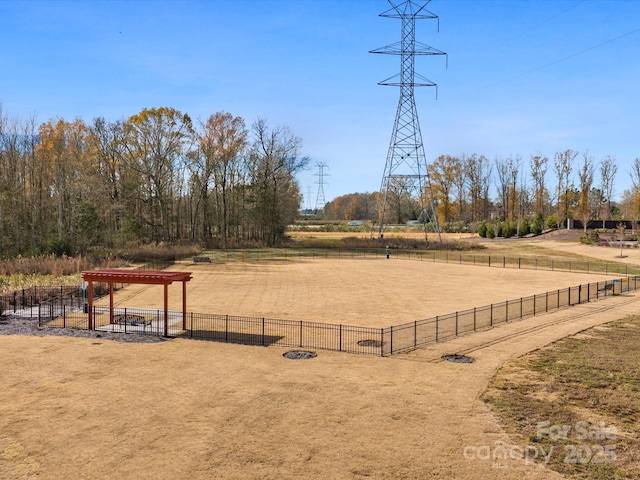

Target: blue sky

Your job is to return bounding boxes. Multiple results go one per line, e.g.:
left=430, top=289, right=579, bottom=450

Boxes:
left=1, top=0, right=639, bottom=207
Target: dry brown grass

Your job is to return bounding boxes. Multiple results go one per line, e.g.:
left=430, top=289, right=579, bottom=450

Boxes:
left=2, top=238, right=640, bottom=480
left=97, top=258, right=618, bottom=327
left=483, top=318, right=640, bottom=479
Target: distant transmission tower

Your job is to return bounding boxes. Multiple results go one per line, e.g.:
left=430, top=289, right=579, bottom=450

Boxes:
left=370, top=0, right=446, bottom=241
left=306, top=186, right=313, bottom=211
left=314, top=162, right=329, bottom=213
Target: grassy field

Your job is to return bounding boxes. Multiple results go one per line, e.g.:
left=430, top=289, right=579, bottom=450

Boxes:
left=2, top=234, right=640, bottom=479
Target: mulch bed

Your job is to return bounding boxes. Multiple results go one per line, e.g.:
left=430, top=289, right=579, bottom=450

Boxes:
left=0, top=315, right=168, bottom=343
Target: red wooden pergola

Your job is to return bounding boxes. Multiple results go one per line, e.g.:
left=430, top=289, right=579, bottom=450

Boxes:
left=81, top=269, right=193, bottom=336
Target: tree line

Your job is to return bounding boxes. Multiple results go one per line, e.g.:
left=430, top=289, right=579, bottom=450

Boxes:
left=324, top=152, right=640, bottom=234
left=0, top=106, right=309, bottom=257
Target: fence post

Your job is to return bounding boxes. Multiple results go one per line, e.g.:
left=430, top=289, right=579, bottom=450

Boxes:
left=339, top=324, right=342, bottom=352
left=473, top=307, right=476, bottom=331
left=518, top=258, right=521, bottom=269
left=455, top=312, right=458, bottom=336
left=380, top=328, right=384, bottom=356
left=520, top=297, right=523, bottom=318
left=505, top=301, right=508, bottom=322
left=63, top=305, right=66, bottom=328
left=414, top=320, right=417, bottom=348
left=190, top=312, right=193, bottom=338
left=225, top=315, right=229, bottom=342
left=533, top=295, right=536, bottom=316
left=299, top=320, right=303, bottom=347
left=435, top=316, right=439, bottom=342
left=488, top=256, right=491, bottom=268
left=578, top=285, right=582, bottom=304
left=262, top=318, right=265, bottom=346
left=546, top=291, right=549, bottom=312
left=503, top=256, right=505, bottom=268
left=490, top=304, right=493, bottom=326
left=390, top=325, right=393, bottom=354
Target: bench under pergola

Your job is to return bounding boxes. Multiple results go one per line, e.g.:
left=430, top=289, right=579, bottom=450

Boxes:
left=81, top=269, right=193, bottom=336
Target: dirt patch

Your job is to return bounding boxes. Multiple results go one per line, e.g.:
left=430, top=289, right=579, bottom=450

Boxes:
left=483, top=316, right=640, bottom=479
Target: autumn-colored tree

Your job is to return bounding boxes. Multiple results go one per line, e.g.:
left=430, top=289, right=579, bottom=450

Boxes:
left=35, top=118, right=95, bottom=252
left=428, top=154, right=461, bottom=224
left=191, top=112, right=247, bottom=245
left=529, top=154, right=549, bottom=218
left=123, top=107, right=194, bottom=243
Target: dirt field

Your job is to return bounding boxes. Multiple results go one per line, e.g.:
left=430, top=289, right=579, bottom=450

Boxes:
left=1, top=239, right=639, bottom=479
left=96, top=258, right=620, bottom=327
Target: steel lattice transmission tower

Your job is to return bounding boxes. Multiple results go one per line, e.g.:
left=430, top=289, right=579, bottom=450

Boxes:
left=314, top=162, right=329, bottom=213
left=370, top=0, right=446, bottom=240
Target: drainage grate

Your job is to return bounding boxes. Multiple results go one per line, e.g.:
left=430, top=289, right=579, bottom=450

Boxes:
left=112, top=313, right=146, bottom=325
left=442, top=354, right=474, bottom=364
left=283, top=350, right=317, bottom=360
left=357, top=339, right=384, bottom=348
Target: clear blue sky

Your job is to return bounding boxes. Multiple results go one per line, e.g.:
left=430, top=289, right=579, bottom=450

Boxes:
left=1, top=0, right=639, bottom=207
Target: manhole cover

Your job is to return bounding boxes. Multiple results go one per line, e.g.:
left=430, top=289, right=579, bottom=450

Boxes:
left=442, top=354, right=474, bottom=364
left=283, top=350, right=317, bottom=360
left=357, top=339, right=384, bottom=348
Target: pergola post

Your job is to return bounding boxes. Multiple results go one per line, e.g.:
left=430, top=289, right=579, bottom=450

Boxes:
left=109, top=282, right=114, bottom=325
left=182, top=280, right=187, bottom=330
left=164, top=284, right=169, bottom=337
left=87, top=281, right=94, bottom=330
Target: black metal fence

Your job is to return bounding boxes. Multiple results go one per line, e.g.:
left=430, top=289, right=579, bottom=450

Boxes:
left=0, top=258, right=175, bottom=317
left=191, top=248, right=638, bottom=276
left=0, top=285, right=82, bottom=317
left=36, top=276, right=636, bottom=356
left=380, top=277, right=635, bottom=355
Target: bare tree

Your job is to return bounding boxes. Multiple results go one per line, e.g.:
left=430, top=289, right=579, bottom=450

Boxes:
left=247, top=118, right=309, bottom=245
left=599, top=155, right=618, bottom=223
left=464, top=154, right=492, bottom=222
left=576, top=151, right=595, bottom=233
left=553, top=149, right=577, bottom=228
left=529, top=154, right=549, bottom=217
left=494, top=156, right=519, bottom=221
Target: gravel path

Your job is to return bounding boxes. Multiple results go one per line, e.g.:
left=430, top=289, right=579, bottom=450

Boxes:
left=0, top=315, right=169, bottom=343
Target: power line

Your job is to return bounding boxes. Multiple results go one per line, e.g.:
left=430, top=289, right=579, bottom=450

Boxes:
left=518, top=25, right=640, bottom=78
